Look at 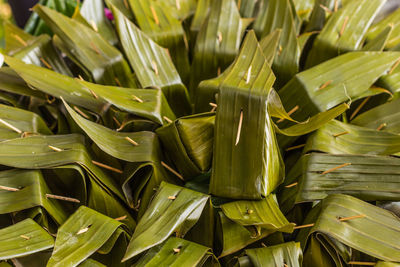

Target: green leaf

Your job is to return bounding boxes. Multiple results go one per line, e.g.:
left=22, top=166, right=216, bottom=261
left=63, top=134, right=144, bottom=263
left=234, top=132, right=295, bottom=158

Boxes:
left=366, top=7, right=400, bottom=50
left=47, top=206, right=130, bottom=266
left=245, top=242, right=303, bottom=267
left=0, top=169, right=69, bottom=225
left=0, top=218, right=54, bottom=260
left=220, top=194, right=295, bottom=233
left=253, top=0, right=300, bottom=86
left=297, top=194, right=400, bottom=262
left=5, top=56, right=174, bottom=125
left=0, top=67, right=46, bottom=99
left=122, top=182, right=209, bottom=261
left=33, top=4, right=137, bottom=87
left=127, top=0, right=191, bottom=84
left=111, top=5, right=191, bottom=116
left=304, top=119, right=400, bottom=155
left=156, top=113, right=214, bottom=179
left=279, top=52, right=400, bottom=123
left=80, top=0, right=118, bottom=45
left=351, top=98, right=400, bottom=133
left=305, top=0, right=385, bottom=67
left=64, top=99, right=161, bottom=163
left=190, top=0, right=251, bottom=93
left=362, top=24, right=393, bottom=52
left=134, top=237, right=216, bottom=266
left=209, top=31, right=283, bottom=199
left=0, top=103, right=52, bottom=140
left=295, top=153, right=400, bottom=203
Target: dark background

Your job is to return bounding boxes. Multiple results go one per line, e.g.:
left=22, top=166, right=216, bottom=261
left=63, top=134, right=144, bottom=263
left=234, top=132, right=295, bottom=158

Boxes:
left=8, top=0, right=38, bottom=28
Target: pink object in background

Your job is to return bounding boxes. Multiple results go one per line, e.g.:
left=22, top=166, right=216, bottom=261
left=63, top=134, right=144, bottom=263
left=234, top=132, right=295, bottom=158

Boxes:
left=104, top=8, right=114, bottom=20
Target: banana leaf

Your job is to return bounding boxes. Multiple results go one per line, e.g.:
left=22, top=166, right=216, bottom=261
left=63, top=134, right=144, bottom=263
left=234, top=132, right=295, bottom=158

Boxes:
left=105, top=0, right=134, bottom=20
left=297, top=194, right=400, bottom=263
left=80, top=0, right=118, bottom=46
left=0, top=134, right=124, bottom=202
left=33, top=4, right=137, bottom=87
left=293, top=0, right=315, bottom=22
left=0, top=218, right=54, bottom=260
left=111, top=5, right=191, bottom=116
left=304, top=119, right=400, bottom=155
left=47, top=206, right=130, bottom=267
left=279, top=52, right=400, bottom=124
left=253, top=0, right=300, bottom=86
left=4, top=22, right=37, bottom=56
left=305, top=0, right=385, bottom=67
left=376, top=262, right=400, bottom=267
left=0, top=169, right=68, bottom=225
left=12, top=34, right=72, bottom=76
left=304, top=0, right=337, bottom=32
left=367, top=7, right=400, bottom=50
left=244, top=242, right=303, bottom=267
left=127, top=0, right=190, bottom=84
left=79, top=259, right=106, bottom=267
left=362, top=24, right=393, bottom=51
left=216, top=211, right=273, bottom=258
left=194, top=28, right=280, bottom=113
left=209, top=30, right=282, bottom=199
left=0, top=67, right=46, bottom=99
left=158, top=0, right=197, bottom=21
left=190, top=0, right=251, bottom=93
left=122, top=182, right=209, bottom=262
left=156, top=113, right=215, bottom=179
left=236, top=0, right=261, bottom=18
left=0, top=103, right=52, bottom=140
left=379, top=63, right=400, bottom=94
left=134, top=237, right=217, bottom=267
left=294, top=153, right=400, bottom=203
left=351, top=98, right=400, bottom=133
left=189, top=0, right=210, bottom=43
left=4, top=56, right=174, bottom=125
left=220, top=194, right=294, bottom=234
left=24, top=0, right=78, bottom=36
left=64, top=99, right=161, bottom=163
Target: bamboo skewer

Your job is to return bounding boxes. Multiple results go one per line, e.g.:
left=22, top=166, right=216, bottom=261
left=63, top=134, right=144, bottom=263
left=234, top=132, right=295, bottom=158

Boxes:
left=46, top=194, right=80, bottom=203
left=161, top=161, right=184, bottom=181
left=321, top=163, right=351, bottom=175
left=235, top=110, right=243, bottom=146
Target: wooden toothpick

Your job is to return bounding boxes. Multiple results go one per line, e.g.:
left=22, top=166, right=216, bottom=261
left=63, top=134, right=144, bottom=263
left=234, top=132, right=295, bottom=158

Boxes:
left=389, top=58, right=400, bottom=75
left=333, top=131, right=349, bottom=137
left=285, top=144, right=306, bottom=151
left=114, top=215, right=127, bottom=221
left=0, top=118, right=22, bottom=134
left=20, top=235, right=30, bottom=240
left=48, top=145, right=63, bottom=152
left=321, top=163, right=351, bottom=175
left=0, top=185, right=20, bottom=192
left=125, top=136, right=139, bottom=146
left=46, top=194, right=80, bottom=203
left=246, top=66, right=252, bottom=84
left=318, top=80, right=333, bottom=90
left=12, top=34, right=27, bottom=46
left=293, top=223, right=315, bottom=230
left=163, top=116, right=173, bottom=123
left=350, top=96, right=370, bottom=120
left=168, top=196, right=176, bottom=200
left=340, top=16, right=349, bottom=37
left=339, top=214, right=366, bottom=222
left=92, top=160, right=123, bottom=174
left=319, top=4, right=332, bottom=14
left=151, top=60, right=159, bottom=75
left=235, top=110, right=243, bottom=146
left=347, top=261, right=376, bottom=266
left=176, top=0, right=181, bottom=10
left=277, top=105, right=299, bottom=123
left=161, top=161, right=184, bottom=181
left=90, top=20, right=98, bottom=32
left=285, top=182, right=298, bottom=188
left=90, top=42, right=100, bottom=54
left=39, top=57, right=53, bottom=69
left=132, top=94, right=144, bottom=103
left=150, top=5, right=160, bottom=25
left=73, top=106, right=90, bottom=119
left=217, top=31, right=223, bottom=44
left=376, top=123, right=387, bottom=131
